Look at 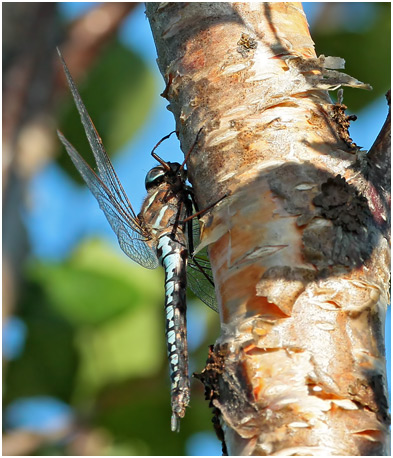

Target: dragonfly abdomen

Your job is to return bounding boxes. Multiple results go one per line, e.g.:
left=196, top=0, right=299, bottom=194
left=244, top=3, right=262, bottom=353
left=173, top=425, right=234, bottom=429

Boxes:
left=157, top=234, right=190, bottom=432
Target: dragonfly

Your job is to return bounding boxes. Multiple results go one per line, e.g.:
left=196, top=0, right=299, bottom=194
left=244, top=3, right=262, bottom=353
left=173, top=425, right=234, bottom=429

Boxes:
left=56, top=49, right=218, bottom=432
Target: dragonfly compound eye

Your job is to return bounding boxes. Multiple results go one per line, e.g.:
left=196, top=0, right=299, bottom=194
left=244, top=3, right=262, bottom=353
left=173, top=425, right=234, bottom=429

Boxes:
left=145, top=166, right=167, bottom=190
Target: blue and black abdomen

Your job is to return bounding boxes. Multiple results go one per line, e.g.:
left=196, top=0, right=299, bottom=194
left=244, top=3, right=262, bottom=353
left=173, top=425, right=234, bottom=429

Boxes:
left=157, top=233, right=190, bottom=432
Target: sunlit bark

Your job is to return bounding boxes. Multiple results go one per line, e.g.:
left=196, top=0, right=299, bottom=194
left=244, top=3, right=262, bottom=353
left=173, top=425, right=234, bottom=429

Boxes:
left=146, top=2, right=390, bottom=455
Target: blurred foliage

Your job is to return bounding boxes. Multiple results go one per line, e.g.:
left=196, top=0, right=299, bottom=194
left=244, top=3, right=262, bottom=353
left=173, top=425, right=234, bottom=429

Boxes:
left=57, top=39, right=157, bottom=184
left=30, top=240, right=161, bottom=326
left=310, top=2, right=390, bottom=112
left=4, top=240, right=219, bottom=455
left=4, top=281, right=78, bottom=403
left=4, top=240, right=164, bottom=402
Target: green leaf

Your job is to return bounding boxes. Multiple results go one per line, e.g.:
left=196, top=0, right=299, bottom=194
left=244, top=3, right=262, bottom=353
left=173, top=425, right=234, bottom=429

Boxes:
left=22, top=239, right=165, bottom=398
left=4, top=283, right=78, bottom=403
left=28, top=239, right=163, bottom=326
left=74, top=303, right=163, bottom=399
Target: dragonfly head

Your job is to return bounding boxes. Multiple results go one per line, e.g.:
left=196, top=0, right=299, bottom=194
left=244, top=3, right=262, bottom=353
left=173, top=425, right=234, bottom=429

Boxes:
left=145, top=162, right=186, bottom=190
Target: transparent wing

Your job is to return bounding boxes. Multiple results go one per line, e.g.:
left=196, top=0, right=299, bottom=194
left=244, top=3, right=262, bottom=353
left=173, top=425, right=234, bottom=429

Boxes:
left=57, top=49, right=158, bottom=268
left=187, top=255, right=218, bottom=313
left=186, top=218, right=218, bottom=312
left=58, top=132, right=158, bottom=269
left=57, top=49, right=138, bottom=223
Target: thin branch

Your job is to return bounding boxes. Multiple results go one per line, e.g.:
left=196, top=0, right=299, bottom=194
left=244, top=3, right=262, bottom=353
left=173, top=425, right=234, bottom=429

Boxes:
left=367, top=90, right=391, bottom=196
left=58, top=2, right=138, bottom=84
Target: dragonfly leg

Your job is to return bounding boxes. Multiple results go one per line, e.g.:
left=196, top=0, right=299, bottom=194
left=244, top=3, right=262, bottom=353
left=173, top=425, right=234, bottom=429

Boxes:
left=151, top=130, right=177, bottom=169
left=190, top=254, right=215, bottom=288
left=181, top=193, right=228, bottom=224
left=179, top=127, right=204, bottom=170
left=171, top=201, right=185, bottom=239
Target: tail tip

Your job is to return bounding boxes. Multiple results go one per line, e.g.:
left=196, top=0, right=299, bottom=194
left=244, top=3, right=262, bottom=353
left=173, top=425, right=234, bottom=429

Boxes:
left=171, top=413, right=180, bottom=433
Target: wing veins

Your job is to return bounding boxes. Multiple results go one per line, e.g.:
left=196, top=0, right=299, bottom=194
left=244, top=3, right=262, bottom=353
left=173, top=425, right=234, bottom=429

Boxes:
left=58, top=49, right=138, bottom=221
left=58, top=131, right=147, bottom=234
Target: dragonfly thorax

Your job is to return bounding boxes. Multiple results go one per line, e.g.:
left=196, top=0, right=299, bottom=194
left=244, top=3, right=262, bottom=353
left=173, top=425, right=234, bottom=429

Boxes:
left=145, top=162, right=187, bottom=192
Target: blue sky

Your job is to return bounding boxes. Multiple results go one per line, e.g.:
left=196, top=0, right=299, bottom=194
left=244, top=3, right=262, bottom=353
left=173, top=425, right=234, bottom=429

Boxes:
left=6, top=3, right=390, bottom=456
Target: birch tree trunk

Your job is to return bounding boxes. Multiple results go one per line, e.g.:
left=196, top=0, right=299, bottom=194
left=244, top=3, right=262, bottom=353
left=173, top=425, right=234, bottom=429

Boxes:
left=146, top=3, right=390, bottom=455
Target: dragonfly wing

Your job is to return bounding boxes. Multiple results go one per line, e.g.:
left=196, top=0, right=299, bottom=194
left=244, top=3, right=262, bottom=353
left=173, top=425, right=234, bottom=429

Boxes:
left=185, top=213, right=218, bottom=312
left=58, top=49, right=139, bottom=222
left=187, top=251, right=218, bottom=313
left=58, top=131, right=159, bottom=269
left=186, top=216, right=217, bottom=311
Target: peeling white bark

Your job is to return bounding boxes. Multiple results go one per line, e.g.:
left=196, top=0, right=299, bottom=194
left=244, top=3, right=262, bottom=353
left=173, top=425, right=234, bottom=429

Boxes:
left=146, top=2, right=390, bottom=455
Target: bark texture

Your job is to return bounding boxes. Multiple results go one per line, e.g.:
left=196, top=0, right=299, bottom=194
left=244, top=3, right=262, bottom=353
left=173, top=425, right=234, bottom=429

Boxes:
left=146, top=2, right=390, bottom=455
